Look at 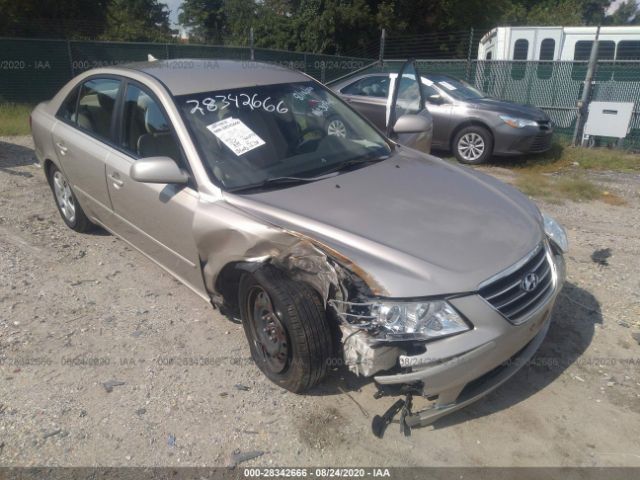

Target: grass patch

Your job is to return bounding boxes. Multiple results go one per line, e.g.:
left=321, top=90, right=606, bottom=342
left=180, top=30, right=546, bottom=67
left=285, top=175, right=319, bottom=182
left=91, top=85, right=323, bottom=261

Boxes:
left=515, top=172, right=626, bottom=205
left=497, top=140, right=640, bottom=174
left=0, top=103, right=33, bottom=136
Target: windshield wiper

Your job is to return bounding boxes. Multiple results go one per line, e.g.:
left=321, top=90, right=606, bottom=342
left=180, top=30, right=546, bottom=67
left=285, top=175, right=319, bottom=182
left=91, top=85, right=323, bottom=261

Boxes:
left=226, top=175, right=319, bottom=193
left=323, top=152, right=389, bottom=175
left=227, top=153, right=389, bottom=193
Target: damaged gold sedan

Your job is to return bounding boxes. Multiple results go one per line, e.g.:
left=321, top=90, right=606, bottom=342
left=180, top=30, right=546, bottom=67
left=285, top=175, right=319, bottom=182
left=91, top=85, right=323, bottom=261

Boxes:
left=30, top=59, right=566, bottom=432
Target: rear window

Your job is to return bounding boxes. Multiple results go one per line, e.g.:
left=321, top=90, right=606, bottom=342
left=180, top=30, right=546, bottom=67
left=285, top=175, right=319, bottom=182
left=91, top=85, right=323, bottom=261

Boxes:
left=76, top=78, right=121, bottom=141
left=56, top=86, right=80, bottom=122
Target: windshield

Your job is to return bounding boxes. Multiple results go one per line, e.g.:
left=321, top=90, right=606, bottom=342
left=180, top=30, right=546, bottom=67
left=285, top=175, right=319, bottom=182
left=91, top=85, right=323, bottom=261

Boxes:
left=425, top=76, right=485, bottom=101
left=177, top=81, right=391, bottom=191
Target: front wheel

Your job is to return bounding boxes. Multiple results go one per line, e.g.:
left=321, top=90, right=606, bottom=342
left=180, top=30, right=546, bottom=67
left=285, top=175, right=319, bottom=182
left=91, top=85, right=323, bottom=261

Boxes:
left=453, top=126, right=493, bottom=164
left=239, top=266, right=333, bottom=393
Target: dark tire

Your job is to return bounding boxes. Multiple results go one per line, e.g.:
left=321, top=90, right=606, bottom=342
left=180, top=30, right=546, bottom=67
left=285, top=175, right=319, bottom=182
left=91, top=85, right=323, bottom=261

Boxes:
left=453, top=125, right=493, bottom=164
left=47, top=164, right=93, bottom=232
left=239, top=266, right=332, bottom=393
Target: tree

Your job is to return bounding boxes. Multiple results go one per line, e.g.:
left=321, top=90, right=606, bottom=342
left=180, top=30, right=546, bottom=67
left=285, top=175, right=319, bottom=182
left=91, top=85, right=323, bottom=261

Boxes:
left=606, top=0, right=640, bottom=24
left=179, top=0, right=227, bottom=43
left=0, top=0, right=109, bottom=39
left=101, top=0, right=173, bottom=42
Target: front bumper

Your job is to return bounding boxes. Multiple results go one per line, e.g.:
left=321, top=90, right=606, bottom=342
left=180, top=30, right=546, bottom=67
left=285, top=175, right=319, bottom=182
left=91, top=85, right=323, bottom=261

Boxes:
left=374, top=252, right=565, bottom=426
left=492, top=124, right=553, bottom=156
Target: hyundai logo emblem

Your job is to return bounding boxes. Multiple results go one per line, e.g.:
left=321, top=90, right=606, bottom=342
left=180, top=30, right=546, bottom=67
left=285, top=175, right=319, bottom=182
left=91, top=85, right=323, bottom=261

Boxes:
left=521, top=272, right=539, bottom=292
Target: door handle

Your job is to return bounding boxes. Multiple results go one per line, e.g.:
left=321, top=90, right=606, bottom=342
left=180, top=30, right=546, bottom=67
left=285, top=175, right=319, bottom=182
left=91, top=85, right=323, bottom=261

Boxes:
left=55, top=142, right=68, bottom=155
left=108, top=173, right=124, bottom=188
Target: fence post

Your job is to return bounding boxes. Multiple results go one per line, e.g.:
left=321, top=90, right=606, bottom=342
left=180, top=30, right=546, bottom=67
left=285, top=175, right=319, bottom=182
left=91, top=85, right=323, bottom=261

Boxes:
left=573, top=25, right=600, bottom=146
left=466, top=27, right=474, bottom=82
left=379, top=28, right=386, bottom=65
left=250, top=27, right=255, bottom=61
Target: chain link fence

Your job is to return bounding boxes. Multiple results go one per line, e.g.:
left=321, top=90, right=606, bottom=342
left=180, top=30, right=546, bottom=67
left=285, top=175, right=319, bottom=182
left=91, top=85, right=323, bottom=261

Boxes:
left=0, top=37, right=374, bottom=104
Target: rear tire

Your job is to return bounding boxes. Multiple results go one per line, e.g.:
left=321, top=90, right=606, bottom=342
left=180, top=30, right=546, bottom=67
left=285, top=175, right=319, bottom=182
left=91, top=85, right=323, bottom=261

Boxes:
left=47, top=164, right=93, bottom=232
left=453, top=126, right=493, bottom=164
left=239, top=266, right=332, bottom=393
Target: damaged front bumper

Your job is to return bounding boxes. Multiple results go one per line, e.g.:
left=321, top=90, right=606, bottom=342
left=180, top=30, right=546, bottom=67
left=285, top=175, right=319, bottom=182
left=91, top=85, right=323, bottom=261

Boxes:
left=372, top=250, right=565, bottom=427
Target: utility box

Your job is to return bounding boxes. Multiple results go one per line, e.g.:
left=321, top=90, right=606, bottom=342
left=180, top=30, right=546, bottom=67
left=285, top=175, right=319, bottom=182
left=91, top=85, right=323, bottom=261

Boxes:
left=584, top=101, right=635, bottom=139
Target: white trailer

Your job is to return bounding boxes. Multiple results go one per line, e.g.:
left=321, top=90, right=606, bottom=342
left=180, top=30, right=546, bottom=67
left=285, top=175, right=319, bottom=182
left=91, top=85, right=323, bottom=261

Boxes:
left=478, top=26, right=640, bottom=61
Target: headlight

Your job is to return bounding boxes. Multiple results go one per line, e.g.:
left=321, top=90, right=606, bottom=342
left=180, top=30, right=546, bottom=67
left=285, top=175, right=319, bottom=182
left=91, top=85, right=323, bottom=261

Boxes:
left=499, top=115, right=538, bottom=128
left=330, top=299, right=470, bottom=341
left=543, top=213, right=568, bottom=253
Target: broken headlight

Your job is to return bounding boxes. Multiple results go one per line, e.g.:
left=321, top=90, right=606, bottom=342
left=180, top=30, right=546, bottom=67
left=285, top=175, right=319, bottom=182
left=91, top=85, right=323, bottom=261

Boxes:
left=330, top=299, right=470, bottom=342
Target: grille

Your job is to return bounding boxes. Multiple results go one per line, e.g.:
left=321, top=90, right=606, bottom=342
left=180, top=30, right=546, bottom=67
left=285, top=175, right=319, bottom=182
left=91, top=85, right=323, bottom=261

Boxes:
left=529, top=132, right=553, bottom=152
left=479, top=244, right=554, bottom=325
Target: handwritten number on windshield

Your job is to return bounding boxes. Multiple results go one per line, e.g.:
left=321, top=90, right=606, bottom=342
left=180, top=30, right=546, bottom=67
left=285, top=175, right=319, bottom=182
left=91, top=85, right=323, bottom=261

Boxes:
left=186, top=94, right=288, bottom=116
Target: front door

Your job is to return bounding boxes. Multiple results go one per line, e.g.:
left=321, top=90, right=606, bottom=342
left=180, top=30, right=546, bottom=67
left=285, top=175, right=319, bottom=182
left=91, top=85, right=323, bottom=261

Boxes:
left=421, top=78, right=453, bottom=149
left=104, top=81, right=206, bottom=298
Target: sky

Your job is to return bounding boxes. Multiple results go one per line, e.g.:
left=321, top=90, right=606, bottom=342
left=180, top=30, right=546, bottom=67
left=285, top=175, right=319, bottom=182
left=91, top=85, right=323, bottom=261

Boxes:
left=165, top=0, right=182, bottom=26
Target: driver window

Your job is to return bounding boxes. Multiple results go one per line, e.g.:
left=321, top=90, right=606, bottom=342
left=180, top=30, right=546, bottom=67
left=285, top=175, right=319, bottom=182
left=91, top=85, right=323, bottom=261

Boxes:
left=121, top=84, right=183, bottom=165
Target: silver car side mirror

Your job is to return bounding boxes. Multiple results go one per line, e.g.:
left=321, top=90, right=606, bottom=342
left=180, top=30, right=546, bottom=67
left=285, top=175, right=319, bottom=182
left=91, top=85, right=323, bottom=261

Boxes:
left=393, top=114, right=432, bottom=135
left=130, top=156, right=189, bottom=185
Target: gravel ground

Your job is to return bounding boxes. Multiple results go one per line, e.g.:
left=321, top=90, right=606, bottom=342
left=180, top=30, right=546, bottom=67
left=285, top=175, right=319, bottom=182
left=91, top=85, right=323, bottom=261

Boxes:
left=1, top=136, right=639, bottom=467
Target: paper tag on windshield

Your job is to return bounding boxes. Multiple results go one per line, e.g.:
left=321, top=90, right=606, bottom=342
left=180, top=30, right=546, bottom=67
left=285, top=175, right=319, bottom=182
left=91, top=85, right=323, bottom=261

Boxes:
left=206, top=117, right=265, bottom=156
left=439, top=81, right=456, bottom=91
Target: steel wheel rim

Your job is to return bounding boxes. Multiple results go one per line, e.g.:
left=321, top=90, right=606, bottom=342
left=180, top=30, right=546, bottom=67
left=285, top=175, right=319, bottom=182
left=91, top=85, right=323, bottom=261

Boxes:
left=53, top=171, right=76, bottom=223
left=248, top=286, right=289, bottom=373
left=458, top=133, right=485, bottom=161
left=327, top=119, right=347, bottom=137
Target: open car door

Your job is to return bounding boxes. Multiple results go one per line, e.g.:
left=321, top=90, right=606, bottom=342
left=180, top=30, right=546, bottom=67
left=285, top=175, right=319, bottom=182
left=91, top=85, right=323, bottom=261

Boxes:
left=385, top=60, right=433, bottom=153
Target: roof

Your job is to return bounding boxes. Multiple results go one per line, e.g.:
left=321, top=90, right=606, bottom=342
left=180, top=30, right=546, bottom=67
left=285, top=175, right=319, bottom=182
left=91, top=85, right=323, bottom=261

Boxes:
left=119, top=59, right=310, bottom=96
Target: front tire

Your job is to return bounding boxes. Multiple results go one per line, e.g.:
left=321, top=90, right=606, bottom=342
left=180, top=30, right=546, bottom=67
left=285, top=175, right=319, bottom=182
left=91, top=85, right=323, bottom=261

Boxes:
left=239, top=266, right=332, bottom=393
left=453, top=126, right=493, bottom=164
left=47, top=164, right=92, bottom=232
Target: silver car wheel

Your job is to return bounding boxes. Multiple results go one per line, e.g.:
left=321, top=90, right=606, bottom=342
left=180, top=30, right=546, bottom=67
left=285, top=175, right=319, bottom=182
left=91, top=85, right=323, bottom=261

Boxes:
left=458, top=133, right=485, bottom=161
left=53, top=171, right=76, bottom=223
left=327, top=118, right=347, bottom=138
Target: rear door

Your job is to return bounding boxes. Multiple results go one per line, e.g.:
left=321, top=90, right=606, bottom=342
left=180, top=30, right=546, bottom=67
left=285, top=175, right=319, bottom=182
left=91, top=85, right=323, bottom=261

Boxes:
left=103, top=80, right=206, bottom=297
left=51, top=77, right=122, bottom=224
left=338, top=75, right=389, bottom=130
left=386, top=61, right=432, bottom=152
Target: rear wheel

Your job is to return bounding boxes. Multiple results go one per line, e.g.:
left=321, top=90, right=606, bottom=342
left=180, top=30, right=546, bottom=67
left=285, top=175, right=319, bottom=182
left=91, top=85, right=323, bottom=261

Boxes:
left=47, top=164, right=92, bottom=232
left=239, top=266, right=332, bottom=392
left=453, top=126, right=493, bottom=164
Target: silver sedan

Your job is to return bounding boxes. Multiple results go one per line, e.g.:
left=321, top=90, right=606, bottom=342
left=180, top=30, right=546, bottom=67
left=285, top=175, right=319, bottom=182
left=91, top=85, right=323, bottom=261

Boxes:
left=31, top=59, right=566, bottom=431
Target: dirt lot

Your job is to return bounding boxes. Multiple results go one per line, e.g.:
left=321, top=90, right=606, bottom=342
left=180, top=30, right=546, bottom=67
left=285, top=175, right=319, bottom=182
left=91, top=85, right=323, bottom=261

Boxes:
left=1, top=135, right=639, bottom=467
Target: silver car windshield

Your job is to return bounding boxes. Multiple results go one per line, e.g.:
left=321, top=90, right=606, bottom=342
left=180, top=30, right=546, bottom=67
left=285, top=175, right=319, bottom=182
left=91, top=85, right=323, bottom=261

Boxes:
left=177, top=81, right=391, bottom=191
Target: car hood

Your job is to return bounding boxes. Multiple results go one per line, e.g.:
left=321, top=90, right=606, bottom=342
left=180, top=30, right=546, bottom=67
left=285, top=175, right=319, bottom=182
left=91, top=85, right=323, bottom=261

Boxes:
left=223, top=149, right=543, bottom=298
left=466, top=97, right=548, bottom=121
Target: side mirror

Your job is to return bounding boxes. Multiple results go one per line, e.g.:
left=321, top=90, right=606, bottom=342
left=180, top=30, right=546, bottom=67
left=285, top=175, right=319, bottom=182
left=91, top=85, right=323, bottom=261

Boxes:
left=426, top=94, right=444, bottom=105
left=393, top=114, right=432, bottom=135
left=130, top=156, right=189, bottom=185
